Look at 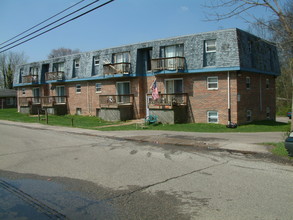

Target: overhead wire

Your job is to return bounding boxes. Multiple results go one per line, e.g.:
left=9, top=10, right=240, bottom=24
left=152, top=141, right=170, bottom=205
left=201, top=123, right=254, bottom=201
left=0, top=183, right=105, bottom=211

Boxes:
left=0, top=0, right=86, bottom=46
left=0, top=0, right=103, bottom=51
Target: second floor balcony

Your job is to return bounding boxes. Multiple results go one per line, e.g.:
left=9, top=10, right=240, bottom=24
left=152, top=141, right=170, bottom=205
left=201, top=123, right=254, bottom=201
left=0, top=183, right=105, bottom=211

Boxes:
left=45, top=71, right=65, bottom=81
left=103, top=63, right=131, bottom=75
left=22, top=75, right=38, bottom=84
left=99, top=94, right=134, bottom=108
left=151, top=57, right=185, bottom=72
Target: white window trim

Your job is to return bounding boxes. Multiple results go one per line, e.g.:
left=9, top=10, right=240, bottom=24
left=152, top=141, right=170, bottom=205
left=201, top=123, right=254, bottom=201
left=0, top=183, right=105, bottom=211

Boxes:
left=74, top=59, right=80, bottom=68
left=207, top=111, right=219, bottom=123
left=205, top=40, right=216, bottom=53
left=76, top=84, right=81, bottom=93
left=246, top=77, right=251, bottom=90
left=207, top=76, right=218, bottom=90
left=94, top=56, right=100, bottom=66
left=164, top=78, right=184, bottom=93
left=96, top=83, right=102, bottom=93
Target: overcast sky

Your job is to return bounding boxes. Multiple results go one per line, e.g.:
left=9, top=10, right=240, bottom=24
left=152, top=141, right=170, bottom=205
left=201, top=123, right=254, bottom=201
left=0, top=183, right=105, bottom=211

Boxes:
left=0, top=0, right=277, bottom=62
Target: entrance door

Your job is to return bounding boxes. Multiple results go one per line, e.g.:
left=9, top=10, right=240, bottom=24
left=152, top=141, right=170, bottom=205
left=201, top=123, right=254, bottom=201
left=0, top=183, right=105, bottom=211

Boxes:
left=56, top=86, right=65, bottom=104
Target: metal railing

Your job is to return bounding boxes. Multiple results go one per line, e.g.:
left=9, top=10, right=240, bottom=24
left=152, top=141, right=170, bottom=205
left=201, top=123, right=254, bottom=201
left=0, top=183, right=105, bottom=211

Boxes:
left=151, top=57, right=185, bottom=72
left=148, top=93, right=188, bottom=108
left=22, top=75, right=38, bottom=84
left=45, top=71, right=65, bottom=81
left=103, top=63, right=131, bottom=75
left=99, top=94, right=134, bottom=107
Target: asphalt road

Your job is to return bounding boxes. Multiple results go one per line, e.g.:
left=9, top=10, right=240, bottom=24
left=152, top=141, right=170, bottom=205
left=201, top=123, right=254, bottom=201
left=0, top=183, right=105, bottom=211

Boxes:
left=0, top=123, right=292, bottom=220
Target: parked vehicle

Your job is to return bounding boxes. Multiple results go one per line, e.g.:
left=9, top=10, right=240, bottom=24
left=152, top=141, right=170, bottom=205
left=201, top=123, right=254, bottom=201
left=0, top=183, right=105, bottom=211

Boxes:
left=287, top=112, right=291, bottom=119
left=285, top=132, right=293, bottom=157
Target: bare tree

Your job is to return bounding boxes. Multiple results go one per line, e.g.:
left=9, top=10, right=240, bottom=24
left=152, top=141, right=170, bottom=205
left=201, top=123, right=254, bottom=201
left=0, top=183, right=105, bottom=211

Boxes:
left=48, top=47, right=81, bottom=59
left=0, top=51, right=27, bottom=89
left=204, top=0, right=293, bottom=127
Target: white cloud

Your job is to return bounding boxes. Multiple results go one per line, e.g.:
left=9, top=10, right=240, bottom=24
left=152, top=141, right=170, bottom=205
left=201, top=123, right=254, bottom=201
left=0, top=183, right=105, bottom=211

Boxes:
left=180, top=6, right=189, bottom=12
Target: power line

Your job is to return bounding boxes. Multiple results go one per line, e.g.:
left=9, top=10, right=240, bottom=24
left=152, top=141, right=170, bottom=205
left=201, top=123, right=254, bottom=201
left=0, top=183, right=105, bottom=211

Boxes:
left=0, top=0, right=86, bottom=46
left=0, top=0, right=115, bottom=53
left=0, top=0, right=101, bottom=51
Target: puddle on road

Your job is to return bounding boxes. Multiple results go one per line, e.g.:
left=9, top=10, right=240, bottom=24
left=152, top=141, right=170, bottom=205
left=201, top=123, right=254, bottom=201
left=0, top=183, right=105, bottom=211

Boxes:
left=0, top=178, right=117, bottom=220
left=0, top=170, right=190, bottom=220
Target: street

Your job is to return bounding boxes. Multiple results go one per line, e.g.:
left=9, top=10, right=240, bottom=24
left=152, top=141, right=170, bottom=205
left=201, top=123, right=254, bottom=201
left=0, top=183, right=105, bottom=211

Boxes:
left=0, top=123, right=292, bottom=220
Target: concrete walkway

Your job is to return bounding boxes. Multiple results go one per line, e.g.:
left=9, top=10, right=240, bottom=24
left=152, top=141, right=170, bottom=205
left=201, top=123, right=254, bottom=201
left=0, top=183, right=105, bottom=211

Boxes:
left=0, top=120, right=286, bottom=154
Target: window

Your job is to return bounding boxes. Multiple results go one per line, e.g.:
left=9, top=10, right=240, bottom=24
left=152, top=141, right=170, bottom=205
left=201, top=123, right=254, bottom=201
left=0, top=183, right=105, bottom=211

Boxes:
left=22, top=88, right=26, bottom=95
left=76, top=84, right=81, bottom=93
left=96, top=83, right=102, bottom=93
left=246, top=110, right=252, bottom=122
left=266, top=79, right=270, bottom=89
left=29, top=67, right=38, bottom=75
left=117, top=82, right=130, bottom=103
left=32, top=88, right=40, bottom=104
left=74, top=59, right=80, bottom=68
left=76, top=108, right=82, bottom=115
left=246, top=77, right=251, bottom=89
left=160, top=44, right=184, bottom=58
left=56, top=86, right=65, bottom=104
left=266, top=107, right=270, bottom=119
left=6, top=97, right=14, bottom=106
left=207, top=111, right=218, bottom=123
left=205, top=40, right=216, bottom=53
left=113, top=52, right=130, bottom=63
left=94, top=56, right=100, bottom=66
left=207, top=76, right=218, bottom=90
left=53, top=62, right=65, bottom=72
left=165, top=79, right=183, bottom=94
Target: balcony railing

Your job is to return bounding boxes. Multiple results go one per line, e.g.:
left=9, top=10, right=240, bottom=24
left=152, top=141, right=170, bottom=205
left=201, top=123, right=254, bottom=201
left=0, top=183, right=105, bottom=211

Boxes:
left=45, top=71, right=65, bottom=81
left=22, top=75, right=38, bottom=84
left=103, top=63, right=131, bottom=75
left=148, top=93, right=188, bottom=109
left=41, top=96, right=67, bottom=106
left=99, top=94, right=134, bottom=108
left=19, top=97, right=33, bottom=106
left=19, top=96, right=67, bottom=107
left=151, top=57, right=185, bottom=72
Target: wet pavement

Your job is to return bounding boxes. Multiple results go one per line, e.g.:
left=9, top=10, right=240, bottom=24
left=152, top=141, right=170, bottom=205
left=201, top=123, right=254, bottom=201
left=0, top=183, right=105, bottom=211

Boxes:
left=0, top=170, right=189, bottom=220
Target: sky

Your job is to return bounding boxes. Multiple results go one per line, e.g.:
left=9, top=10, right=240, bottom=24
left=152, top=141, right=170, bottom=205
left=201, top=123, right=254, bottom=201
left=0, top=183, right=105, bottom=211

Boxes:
left=0, top=0, right=280, bottom=62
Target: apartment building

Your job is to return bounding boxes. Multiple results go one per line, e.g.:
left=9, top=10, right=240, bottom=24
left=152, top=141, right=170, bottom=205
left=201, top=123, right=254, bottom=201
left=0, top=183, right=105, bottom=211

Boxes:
left=13, top=28, right=280, bottom=125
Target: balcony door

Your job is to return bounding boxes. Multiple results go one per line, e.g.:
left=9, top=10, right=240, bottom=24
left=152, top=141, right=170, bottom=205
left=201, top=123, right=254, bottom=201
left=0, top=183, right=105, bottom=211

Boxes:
left=165, top=79, right=183, bottom=104
left=117, top=82, right=130, bottom=103
left=32, top=88, right=40, bottom=104
left=56, top=86, right=65, bottom=104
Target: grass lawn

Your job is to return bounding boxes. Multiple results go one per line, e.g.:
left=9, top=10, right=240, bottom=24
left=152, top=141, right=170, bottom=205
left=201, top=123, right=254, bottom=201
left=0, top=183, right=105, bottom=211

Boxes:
left=265, top=142, right=291, bottom=158
left=0, top=108, right=290, bottom=133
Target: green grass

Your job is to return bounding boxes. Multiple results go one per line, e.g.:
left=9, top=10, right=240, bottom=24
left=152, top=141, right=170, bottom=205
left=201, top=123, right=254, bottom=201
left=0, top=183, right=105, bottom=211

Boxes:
left=265, top=142, right=291, bottom=157
left=98, top=120, right=290, bottom=132
left=0, top=108, right=117, bottom=128
left=0, top=108, right=291, bottom=132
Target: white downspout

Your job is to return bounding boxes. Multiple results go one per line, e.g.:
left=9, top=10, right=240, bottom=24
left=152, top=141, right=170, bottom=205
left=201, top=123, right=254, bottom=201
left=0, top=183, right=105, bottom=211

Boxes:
left=227, top=71, right=231, bottom=125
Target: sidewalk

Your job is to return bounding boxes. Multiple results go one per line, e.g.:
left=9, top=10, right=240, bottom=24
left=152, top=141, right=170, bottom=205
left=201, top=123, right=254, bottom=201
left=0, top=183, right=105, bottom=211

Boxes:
left=0, top=120, right=285, bottom=154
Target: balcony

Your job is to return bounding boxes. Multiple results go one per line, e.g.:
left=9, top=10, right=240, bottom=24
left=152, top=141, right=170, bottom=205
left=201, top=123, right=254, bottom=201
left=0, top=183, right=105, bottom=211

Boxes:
left=148, top=93, right=188, bottom=109
left=22, top=75, right=38, bottom=84
left=151, top=57, right=185, bottom=72
left=19, top=96, right=67, bottom=107
left=103, top=63, right=131, bottom=75
left=45, top=71, right=65, bottom=81
left=99, top=94, right=134, bottom=108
